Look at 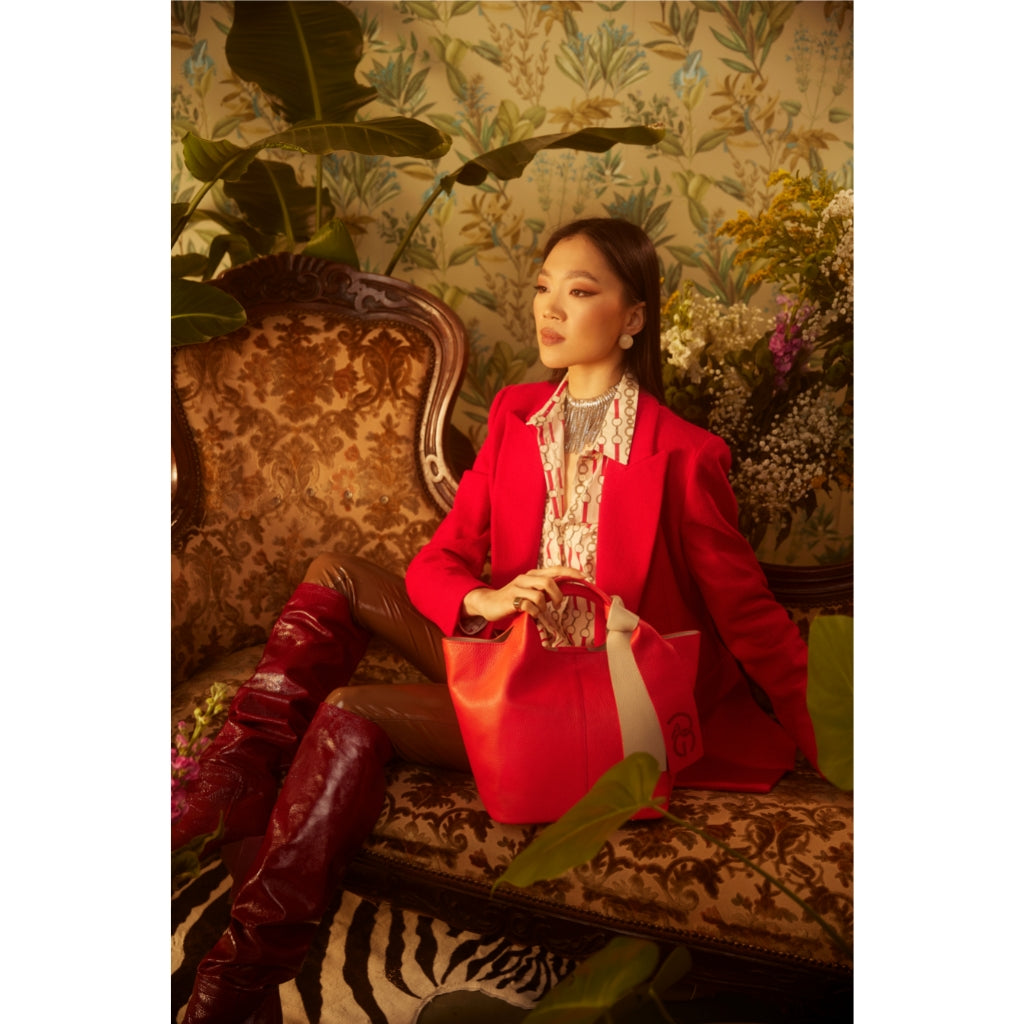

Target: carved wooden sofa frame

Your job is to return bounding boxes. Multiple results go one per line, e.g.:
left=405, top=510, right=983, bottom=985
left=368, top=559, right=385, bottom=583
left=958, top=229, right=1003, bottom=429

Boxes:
left=172, top=253, right=853, bottom=1019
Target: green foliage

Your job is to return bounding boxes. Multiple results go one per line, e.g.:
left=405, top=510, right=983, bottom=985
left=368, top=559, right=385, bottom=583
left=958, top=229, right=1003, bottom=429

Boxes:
left=303, top=217, right=361, bottom=266
left=526, top=941, right=693, bottom=1023
left=224, top=0, right=376, bottom=122
left=172, top=2, right=664, bottom=348
left=807, top=614, right=853, bottom=791
left=171, top=815, right=225, bottom=887
left=171, top=277, right=247, bottom=347
left=172, top=683, right=232, bottom=883
left=172, top=1, right=452, bottom=345
left=221, top=158, right=334, bottom=246
left=442, top=124, right=665, bottom=191
left=493, top=753, right=663, bottom=890
left=384, top=125, right=665, bottom=277
left=525, top=937, right=661, bottom=1023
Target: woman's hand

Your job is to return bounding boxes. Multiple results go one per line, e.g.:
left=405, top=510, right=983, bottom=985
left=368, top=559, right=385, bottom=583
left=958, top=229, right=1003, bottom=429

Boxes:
left=461, top=566, right=586, bottom=623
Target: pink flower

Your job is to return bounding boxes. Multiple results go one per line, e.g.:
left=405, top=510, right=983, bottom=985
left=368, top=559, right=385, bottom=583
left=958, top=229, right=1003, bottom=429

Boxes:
left=172, top=784, right=189, bottom=823
left=769, top=296, right=815, bottom=388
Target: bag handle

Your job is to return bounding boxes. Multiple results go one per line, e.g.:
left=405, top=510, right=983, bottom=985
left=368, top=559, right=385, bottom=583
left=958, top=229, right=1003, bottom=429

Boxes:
left=552, top=576, right=612, bottom=607
left=551, top=577, right=612, bottom=643
left=552, top=577, right=668, bottom=773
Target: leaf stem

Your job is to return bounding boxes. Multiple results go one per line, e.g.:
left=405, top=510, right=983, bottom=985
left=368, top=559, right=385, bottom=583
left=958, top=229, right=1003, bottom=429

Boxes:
left=384, top=180, right=446, bottom=277
left=172, top=179, right=217, bottom=248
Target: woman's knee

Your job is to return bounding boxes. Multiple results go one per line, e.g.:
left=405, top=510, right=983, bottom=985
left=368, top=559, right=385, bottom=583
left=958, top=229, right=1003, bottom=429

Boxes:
left=324, top=685, right=470, bottom=772
left=325, top=686, right=351, bottom=708
left=306, top=553, right=446, bottom=685
left=303, top=552, right=366, bottom=602
left=325, top=686, right=381, bottom=724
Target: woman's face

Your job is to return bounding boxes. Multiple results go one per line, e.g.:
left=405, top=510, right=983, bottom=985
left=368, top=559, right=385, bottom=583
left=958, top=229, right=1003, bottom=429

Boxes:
left=533, top=234, right=645, bottom=385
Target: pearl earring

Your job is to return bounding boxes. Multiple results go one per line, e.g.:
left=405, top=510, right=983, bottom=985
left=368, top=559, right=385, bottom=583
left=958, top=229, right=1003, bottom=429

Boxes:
left=618, top=333, right=634, bottom=350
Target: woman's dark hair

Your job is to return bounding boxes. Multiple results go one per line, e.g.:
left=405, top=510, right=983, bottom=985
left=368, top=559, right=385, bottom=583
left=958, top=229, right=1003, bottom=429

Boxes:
left=541, top=217, right=665, bottom=403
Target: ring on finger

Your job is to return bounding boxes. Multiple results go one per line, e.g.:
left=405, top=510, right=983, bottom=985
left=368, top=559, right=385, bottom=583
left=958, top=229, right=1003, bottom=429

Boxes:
left=513, top=596, right=523, bottom=612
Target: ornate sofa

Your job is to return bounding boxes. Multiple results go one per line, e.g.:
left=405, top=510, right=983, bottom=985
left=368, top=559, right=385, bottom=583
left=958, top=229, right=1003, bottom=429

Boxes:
left=172, top=253, right=853, bottom=1021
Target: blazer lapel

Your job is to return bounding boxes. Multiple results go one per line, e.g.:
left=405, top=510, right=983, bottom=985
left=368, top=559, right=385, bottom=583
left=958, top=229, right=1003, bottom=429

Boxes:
left=490, top=410, right=547, bottom=580
left=595, top=394, right=667, bottom=610
left=489, top=389, right=669, bottom=605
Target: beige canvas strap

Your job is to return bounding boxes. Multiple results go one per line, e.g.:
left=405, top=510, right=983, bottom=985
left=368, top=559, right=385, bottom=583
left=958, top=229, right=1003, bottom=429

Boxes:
left=605, top=596, right=668, bottom=771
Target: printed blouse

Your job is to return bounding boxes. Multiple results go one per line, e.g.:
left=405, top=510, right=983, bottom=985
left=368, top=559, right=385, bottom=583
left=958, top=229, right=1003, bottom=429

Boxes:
left=526, top=372, right=639, bottom=646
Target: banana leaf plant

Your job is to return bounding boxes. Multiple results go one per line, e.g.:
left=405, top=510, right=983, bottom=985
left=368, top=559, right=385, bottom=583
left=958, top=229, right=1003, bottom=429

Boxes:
left=382, top=123, right=666, bottom=278
left=172, top=1, right=450, bottom=346
left=171, top=1, right=665, bottom=346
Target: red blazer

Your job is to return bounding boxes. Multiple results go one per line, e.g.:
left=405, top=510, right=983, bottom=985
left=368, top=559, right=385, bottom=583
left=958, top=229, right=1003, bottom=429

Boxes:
left=406, top=382, right=820, bottom=791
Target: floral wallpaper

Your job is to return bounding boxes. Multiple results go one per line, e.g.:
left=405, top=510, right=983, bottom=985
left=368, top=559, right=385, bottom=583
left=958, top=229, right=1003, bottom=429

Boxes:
left=171, top=0, right=853, bottom=561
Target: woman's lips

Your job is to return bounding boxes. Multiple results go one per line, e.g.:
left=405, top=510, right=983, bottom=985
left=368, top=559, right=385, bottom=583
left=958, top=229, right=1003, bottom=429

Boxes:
left=539, top=328, right=564, bottom=346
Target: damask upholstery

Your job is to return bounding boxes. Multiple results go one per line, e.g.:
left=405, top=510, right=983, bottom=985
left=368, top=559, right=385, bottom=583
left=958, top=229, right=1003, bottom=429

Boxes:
left=171, top=254, right=852, bottom=1010
left=172, top=254, right=465, bottom=687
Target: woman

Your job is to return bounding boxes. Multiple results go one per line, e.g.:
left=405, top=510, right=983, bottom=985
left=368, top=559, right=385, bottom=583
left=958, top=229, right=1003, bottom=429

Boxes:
left=175, top=218, right=818, bottom=1023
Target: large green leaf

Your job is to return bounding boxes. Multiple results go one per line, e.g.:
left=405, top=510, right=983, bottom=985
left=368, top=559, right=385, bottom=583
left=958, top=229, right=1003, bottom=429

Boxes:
left=385, top=124, right=665, bottom=275
left=182, top=134, right=259, bottom=184
left=303, top=217, right=360, bottom=267
left=171, top=278, right=247, bottom=347
left=524, top=937, right=660, bottom=1023
left=649, top=945, right=693, bottom=996
left=175, top=205, right=276, bottom=258
left=807, top=614, right=854, bottom=791
left=204, top=232, right=261, bottom=277
left=225, top=1, right=375, bottom=123
left=441, top=124, right=666, bottom=191
left=171, top=252, right=208, bottom=279
left=182, top=117, right=451, bottom=185
left=172, top=234, right=257, bottom=282
left=263, top=118, right=451, bottom=160
left=223, top=158, right=333, bottom=243
left=494, top=753, right=661, bottom=890
left=171, top=202, right=190, bottom=237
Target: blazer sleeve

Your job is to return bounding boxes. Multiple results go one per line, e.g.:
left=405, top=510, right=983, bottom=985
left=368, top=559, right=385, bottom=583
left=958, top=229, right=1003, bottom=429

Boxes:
left=676, top=432, right=820, bottom=769
left=405, top=388, right=507, bottom=635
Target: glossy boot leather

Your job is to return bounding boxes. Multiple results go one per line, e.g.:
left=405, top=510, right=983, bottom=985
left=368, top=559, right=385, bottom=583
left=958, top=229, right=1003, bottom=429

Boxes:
left=182, top=702, right=393, bottom=1024
left=172, top=583, right=370, bottom=857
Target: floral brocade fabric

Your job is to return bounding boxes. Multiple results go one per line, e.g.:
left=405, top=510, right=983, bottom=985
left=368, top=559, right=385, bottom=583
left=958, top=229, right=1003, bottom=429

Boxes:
left=172, top=309, right=446, bottom=687
left=366, top=761, right=852, bottom=969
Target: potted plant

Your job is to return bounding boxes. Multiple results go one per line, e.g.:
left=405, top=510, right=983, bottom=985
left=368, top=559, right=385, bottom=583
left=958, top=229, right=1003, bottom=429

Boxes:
left=171, top=1, right=664, bottom=346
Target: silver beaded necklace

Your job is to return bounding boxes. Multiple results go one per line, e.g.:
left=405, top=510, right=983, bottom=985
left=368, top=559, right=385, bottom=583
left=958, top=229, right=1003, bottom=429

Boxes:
left=563, top=383, right=617, bottom=453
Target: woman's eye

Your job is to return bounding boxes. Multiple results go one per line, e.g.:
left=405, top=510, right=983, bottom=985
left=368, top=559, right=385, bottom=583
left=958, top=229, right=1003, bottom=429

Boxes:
left=533, top=285, right=594, bottom=297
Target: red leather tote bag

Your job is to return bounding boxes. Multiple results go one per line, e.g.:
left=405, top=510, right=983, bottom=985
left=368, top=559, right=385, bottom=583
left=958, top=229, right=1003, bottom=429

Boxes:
left=443, top=579, right=703, bottom=824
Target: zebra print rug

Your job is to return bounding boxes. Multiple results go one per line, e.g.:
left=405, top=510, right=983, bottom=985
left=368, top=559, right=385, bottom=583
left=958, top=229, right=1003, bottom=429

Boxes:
left=171, top=860, right=576, bottom=1023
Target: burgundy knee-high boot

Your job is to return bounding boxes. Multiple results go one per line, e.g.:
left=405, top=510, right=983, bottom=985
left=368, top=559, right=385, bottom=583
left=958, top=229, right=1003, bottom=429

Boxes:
left=172, top=583, right=370, bottom=857
left=182, top=702, right=393, bottom=1024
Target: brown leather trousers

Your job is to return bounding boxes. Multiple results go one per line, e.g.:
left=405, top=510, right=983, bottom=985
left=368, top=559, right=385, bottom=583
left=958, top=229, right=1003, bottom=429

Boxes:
left=302, top=553, right=471, bottom=773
